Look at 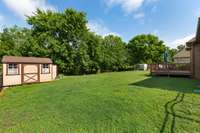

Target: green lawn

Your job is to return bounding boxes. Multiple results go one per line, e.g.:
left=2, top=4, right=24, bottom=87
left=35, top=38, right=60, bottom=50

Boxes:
left=1, top=71, right=200, bottom=133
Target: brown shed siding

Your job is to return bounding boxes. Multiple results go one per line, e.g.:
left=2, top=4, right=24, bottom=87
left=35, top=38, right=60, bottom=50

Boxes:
left=192, top=43, right=200, bottom=79
left=191, top=45, right=194, bottom=76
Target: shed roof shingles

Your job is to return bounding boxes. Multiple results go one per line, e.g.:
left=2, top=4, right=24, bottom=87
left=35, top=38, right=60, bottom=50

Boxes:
left=2, top=56, right=52, bottom=64
left=174, top=49, right=190, bottom=58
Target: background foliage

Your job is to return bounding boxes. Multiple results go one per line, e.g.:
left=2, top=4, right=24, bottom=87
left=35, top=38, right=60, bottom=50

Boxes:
left=0, top=8, right=178, bottom=75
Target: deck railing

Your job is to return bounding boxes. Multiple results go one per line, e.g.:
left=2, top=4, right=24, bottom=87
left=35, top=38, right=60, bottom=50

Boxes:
left=150, top=63, right=191, bottom=74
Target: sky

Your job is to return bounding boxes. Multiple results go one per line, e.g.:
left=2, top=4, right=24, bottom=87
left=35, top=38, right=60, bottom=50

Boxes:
left=0, top=0, right=200, bottom=48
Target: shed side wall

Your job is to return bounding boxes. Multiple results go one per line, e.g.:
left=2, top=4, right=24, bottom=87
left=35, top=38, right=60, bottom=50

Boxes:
left=174, top=57, right=190, bottom=64
left=193, top=43, right=200, bottom=79
left=40, top=64, right=53, bottom=82
left=3, top=63, right=22, bottom=86
left=52, top=65, right=57, bottom=80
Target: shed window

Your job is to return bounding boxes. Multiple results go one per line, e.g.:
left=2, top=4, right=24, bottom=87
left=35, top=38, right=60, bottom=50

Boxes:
left=7, top=64, right=18, bottom=75
left=42, top=64, right=50, bottom=74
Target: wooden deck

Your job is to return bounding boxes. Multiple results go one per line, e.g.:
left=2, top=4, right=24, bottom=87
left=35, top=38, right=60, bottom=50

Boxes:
left=150, top=63, right=192, bottom=76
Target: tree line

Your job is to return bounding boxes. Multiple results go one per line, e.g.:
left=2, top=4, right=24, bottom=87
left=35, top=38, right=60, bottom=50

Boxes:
left=0, top=8, right=177, bottom=75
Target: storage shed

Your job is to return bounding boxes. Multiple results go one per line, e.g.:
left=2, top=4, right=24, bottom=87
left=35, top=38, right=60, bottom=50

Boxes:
left=1, top=56, right=57, bottom=87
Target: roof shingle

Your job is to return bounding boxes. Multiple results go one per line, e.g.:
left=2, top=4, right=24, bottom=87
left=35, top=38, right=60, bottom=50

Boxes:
left=2, top=56, right=52, bottom=64
left=174, top=49, right=190, bottom=58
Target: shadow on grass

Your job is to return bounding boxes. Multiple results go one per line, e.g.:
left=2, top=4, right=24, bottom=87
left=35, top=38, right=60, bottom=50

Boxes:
left=130, top=76, right=200, bottom=132
left=160, top=93, right=200, bottom=133
left=160, top=93, right=184, bottom=133
left=130, top=76, right=199, bottom=93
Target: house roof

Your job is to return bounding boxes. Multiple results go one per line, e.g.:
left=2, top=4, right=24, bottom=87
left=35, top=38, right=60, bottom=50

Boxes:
left=186, top=37, right=196, bottom=44
left=187, top=18, right=200, bottom=45
left=2, top=56, right=53, bottom=64
left=174, top=49, right=190, bottom=58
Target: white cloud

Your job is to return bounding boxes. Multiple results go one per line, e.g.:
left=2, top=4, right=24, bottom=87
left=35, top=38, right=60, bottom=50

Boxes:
left=105, top=0, right=158, bottom=14
left=2, top=0, right=55, bottom=19
left=106, top=0, right=144, bottom=14
left=147, top=0, right=159, bottom=3
left=169, top=34, right=195, bottom=48
left=87, top=20, right=119, bottom=37
left=134, top=12, right=145, bottom=19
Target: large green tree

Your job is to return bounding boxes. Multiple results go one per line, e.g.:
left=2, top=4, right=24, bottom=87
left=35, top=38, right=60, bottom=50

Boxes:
left=177, top=44, right=185, bottom=52
left=101, top=35, right=128, bottom=71
left=27, top=9, right=88, bottom=74
left=166, top=47, right=178, bottom=63
left=0, top=26, right=32, bottom=58
left=127, top=34, right=166, bottom=64
left=84, top=32, right=103, bottom=73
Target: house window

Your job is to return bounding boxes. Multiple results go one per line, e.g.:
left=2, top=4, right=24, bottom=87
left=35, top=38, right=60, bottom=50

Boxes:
left=7, top=64, right=18, bottom=75
left=42, top=64, right=50, bottom=74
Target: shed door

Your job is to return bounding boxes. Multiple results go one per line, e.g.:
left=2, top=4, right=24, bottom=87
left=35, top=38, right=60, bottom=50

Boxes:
left=22, top=64, right=39, bottom=84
